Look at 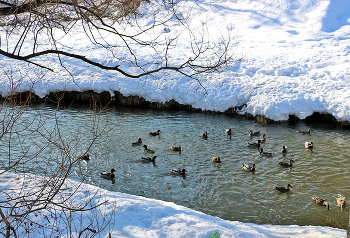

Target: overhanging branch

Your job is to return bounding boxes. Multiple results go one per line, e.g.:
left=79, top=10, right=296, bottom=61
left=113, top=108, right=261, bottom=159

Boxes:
left=0, top=48, right=184, bottom=78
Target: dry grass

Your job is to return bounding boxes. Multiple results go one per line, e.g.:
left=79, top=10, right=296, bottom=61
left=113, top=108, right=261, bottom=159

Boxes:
left=0, top=0, right=149, bottom=26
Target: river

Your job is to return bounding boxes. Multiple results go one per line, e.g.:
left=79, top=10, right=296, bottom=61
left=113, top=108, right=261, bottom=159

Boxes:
left=1, top=103, right=349, bottom=229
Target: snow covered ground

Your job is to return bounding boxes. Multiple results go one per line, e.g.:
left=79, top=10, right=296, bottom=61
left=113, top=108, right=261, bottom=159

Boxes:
left=0, top=171, right=347, bottom=238
left=0, top=0, right=350, bottom=122
left=0, top=0, right=349, bottom=237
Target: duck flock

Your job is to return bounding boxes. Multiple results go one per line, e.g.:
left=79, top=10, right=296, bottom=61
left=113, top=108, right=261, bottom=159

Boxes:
left=91, top=127, right=346, bottom=212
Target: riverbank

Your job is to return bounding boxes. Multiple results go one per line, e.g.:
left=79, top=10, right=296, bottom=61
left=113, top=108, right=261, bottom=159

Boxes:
left=3, top=90, right=350, bottom=128
left=0, top=170, right=347, bottom=238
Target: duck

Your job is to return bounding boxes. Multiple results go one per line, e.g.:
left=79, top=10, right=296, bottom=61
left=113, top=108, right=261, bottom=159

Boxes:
left=281, top=146, right=288, bottom=153
left=305, top=141, right=313, bottom=148
left=169, top=146, right=181, bottom=151
left=247, top=140, right=261, bottom=148
left=100, top=169, right=115, bottom=179
left=171, top=168, right=187, bottom=175
left=143, top=145, right=155, bottom=153
left=225, top=128, right=232, bottom=135
left=275, top=184, right=292, bottom=193
left=249, top=130, right=260, bottom=136
left=141, top=156, right=157, bottom=162
left=312, top=196, right=329, bottom=210
left=259, top=134, right=266, bottom=143
left=78, top=154, right=90, bottom=161
left=132, top=138, right=142, bottom=146
left=297, top=128, right=312, bottom=134
left=279, top=159, right=294, bottom=167
left=201, top=131, right=208, bottom=138
left=337, top=198, right=346, bottom=211
left=241, top=163, right=255, bottom=172
left=149, top=130, right=161, bottom=136
left=211, top=157, right=221, bottom=163
left=259, top=148, right=272, bottom=156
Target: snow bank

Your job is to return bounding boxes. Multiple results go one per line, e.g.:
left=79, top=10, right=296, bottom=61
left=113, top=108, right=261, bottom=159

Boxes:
left=0, top=171, right=346, bottom=237
left=0, top=0, right=349, bottom=122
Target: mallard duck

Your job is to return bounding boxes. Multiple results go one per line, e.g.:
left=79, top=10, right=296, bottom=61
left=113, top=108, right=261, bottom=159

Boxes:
left=211, top=157, right=221, bottom=163
left=305, top=141, right=313, bottom=148
left=275, top=184, right=292, bottom=193
left=149, top=130, right=161, bottom=136
left=100, top=169, right=115, bottom=179
left=169, top=146, right=181, bottom=151
left=312, top=196, right=329, bottom=210
left=225, top=128, right=232, bottom=135
left=281, top=146, right=288, bottom=153
left=337, top=198, right=346, bottom=211
left=171, top=168, right=187, bottom=175
left=143, top=145, right=155, bottom=153
left=279, top=159, right=294, bottom=167
left=259, top=148, right=272, bottom=156
left=141, top=156, right=157, bottom=162
left=78, top=154, right=90, bottom=161
left=132, top=138, right=142, bottom=146
left=247, top=140, right=261, bottom=148
left=201, top=131, right=208, bottom=138
left=249, top=130, right=260, bottom=136
left=297, top=128, right=311, bottom=134
left=241, top=163, right=255, bottom=172
left=259, top=134, right=266, bottom=143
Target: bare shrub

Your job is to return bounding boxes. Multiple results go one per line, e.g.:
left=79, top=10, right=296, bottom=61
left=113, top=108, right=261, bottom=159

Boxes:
left=0, top=88, right=115, bottom=237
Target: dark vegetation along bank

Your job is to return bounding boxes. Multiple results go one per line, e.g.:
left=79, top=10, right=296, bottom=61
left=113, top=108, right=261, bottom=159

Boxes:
left=2, top=90, right=350, bottom=128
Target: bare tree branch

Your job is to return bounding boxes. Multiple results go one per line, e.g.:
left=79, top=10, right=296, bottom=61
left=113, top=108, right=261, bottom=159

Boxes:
left=0, top=0, right=238, bottom=81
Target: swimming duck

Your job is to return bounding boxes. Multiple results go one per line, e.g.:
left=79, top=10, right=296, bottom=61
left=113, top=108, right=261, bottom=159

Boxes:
left=275, top=184, right=292, bottom=193
left=141, top=156, right=157, bottom=162
left=312, top=196, right=329, bottom=210
left=171, top=168, right=187, bottom=175
left=132, top=138, right=142, bottom=146
left=281, top=146, right=288, bottom=153
left=297, top=128, right=312, bottom=134
left=247, top=140, right=261, bottom=148
left=143, top=145, right=155, bottom=153
left=305, top=141, right=313, bottom=148
left=259, top=148, right=272, bottom=156
left=100, top=169, right=115, bottom=179
left=169, top=146, right=181, bottom=151
left=211, top=157, right=221, bottom=163
left=279, top=159, right=294, bottom=167
left=225, top=128, right=232, bottom=135
left=337, top=198, right=346, bottom=211
left=149, top=130, right=161, bottom=136
left=259, top=134, right=266, bottom=143
left=249, top=130, right=260, bottom=136
left=201, top=131, right=208, bottom=138
left=241, top=163, right=255, bottom=172
left=78, top=154, right=90, bottom=161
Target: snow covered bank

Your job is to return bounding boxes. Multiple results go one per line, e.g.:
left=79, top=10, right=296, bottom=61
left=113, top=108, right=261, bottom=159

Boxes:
left=0, top=171, right=347, bottom=238
left=4, top=90, right=350, bottom=128
left=1, top=0, right=350, bottom=124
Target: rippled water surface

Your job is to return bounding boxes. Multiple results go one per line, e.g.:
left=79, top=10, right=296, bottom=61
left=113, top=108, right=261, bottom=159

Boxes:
left=1, top=104, right=349, bottom=229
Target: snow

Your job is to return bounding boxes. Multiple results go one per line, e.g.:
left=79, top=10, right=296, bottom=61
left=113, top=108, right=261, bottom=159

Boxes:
left=0, top=0, right=349, bottom=237
left=1, top=0, right=350, bottom=122
left=0, top=171, right=346, bottom=238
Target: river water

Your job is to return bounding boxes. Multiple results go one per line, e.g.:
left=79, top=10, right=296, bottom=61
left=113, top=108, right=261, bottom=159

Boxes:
left=1, top=104, right=349, bottom=229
